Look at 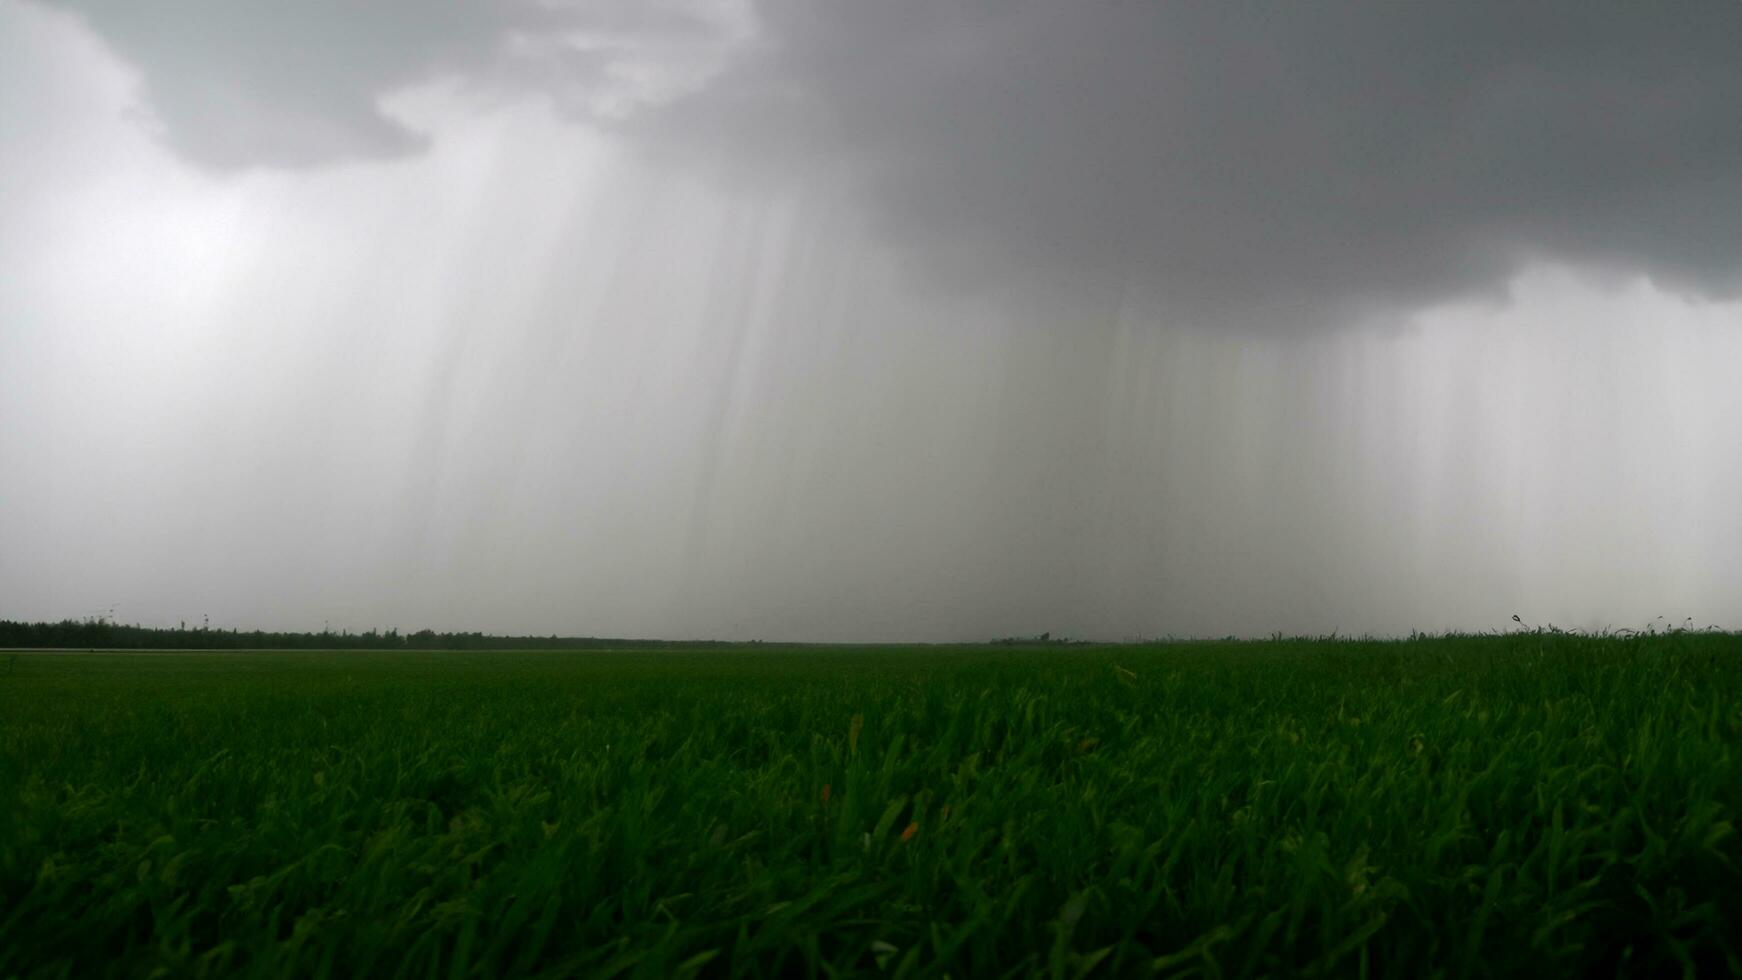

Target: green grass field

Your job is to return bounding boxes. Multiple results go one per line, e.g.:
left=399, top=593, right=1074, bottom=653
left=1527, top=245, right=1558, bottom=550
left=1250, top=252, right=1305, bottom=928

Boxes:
left=3, top=635, right=1739, bottom=978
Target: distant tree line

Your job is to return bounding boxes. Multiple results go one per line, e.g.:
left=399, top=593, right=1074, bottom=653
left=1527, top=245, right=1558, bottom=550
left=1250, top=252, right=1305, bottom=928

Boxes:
left=988, top=632, right=1084, bottom=646
left=0, top=619, right=746, bottom=650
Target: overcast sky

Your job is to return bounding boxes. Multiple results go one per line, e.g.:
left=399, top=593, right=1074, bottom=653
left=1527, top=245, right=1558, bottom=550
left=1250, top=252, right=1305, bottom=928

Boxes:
left=4, top=0, right=1742, bottom=640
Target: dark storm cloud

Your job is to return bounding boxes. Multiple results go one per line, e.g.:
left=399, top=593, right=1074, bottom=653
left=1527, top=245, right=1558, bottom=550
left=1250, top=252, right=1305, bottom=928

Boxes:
left=642, top=1, right=1742, bottom=329
left=54, top=0, right=1742, bottom=328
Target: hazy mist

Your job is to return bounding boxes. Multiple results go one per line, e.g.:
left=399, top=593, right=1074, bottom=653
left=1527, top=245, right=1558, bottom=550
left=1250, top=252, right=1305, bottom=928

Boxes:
left=4, top=0, right=1741, bottom=640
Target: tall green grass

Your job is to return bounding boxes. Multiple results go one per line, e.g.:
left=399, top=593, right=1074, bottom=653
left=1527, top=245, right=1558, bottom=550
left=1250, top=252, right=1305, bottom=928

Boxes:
left=2, top=634, right=1739, bottom=977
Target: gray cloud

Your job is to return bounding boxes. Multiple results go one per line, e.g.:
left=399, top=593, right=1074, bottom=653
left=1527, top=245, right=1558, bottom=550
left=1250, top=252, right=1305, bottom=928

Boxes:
left=40, top=0, right=728, bottom=168
left=44, top=0, right=1742, bottom=326
left=638, top=1, right=1742, bottom=329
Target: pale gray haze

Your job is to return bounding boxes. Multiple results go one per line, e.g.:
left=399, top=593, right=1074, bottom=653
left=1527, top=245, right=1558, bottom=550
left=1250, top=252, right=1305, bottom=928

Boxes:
left=4, top=0, right=1742, bottom=640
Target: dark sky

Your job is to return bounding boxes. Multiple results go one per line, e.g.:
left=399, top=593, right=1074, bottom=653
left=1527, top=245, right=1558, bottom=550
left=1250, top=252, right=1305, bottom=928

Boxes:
left=43, top=1, right=1742, bottom=327
left=3, top=1, right=1741, bottom=638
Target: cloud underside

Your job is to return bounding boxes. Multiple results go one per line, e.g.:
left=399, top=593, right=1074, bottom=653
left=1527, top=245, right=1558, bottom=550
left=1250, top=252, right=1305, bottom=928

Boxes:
left=49, top=0, right=1742, bottom=330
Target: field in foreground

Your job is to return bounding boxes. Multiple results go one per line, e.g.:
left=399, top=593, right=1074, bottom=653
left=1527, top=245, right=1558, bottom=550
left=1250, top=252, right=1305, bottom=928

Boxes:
left=2, top=635, right=1739, bottom=978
